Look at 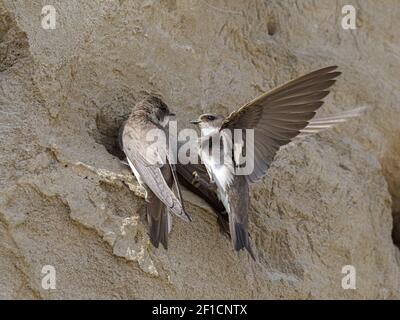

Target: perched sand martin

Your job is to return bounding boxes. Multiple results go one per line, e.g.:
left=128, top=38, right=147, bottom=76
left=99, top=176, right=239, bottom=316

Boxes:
left=191, top=66, right=364, bottom=259
left=122, top=96, right=191, bottom=249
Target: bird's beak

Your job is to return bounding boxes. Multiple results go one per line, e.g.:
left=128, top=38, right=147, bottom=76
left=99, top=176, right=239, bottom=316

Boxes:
left=190, top=119, right=200, bottom=124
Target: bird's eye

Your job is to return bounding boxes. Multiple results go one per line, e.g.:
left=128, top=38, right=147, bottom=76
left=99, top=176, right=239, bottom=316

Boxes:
left=207, top=115, right=215, bottom=121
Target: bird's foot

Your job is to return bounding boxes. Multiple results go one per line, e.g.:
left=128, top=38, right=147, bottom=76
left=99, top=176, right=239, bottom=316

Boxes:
left=191, top=171, right=218, bottom=192
left=191, top=171, right=202, bottom=188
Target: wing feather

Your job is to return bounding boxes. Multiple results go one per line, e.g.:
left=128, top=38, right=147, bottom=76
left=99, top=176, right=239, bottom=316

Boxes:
left=122, top=125, right=191, bottom=221
left=297, top=107, right=367, bottom=138
left=220, top=66, right=341, bottom=183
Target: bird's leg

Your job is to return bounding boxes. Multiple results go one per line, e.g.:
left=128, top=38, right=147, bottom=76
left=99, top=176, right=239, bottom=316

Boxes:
left=192, top=171, right=218, bottom=192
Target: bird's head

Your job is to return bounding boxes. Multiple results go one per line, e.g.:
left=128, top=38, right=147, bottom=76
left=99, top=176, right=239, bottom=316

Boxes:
left=138, top=96, right=175, bottom=127
left=190, top=113, right=224, bottom=136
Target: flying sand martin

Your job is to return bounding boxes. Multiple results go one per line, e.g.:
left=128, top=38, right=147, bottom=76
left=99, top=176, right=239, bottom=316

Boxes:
left=191, top=66, right=365, bottom=259
left=122, top=96, right=191, bottom=249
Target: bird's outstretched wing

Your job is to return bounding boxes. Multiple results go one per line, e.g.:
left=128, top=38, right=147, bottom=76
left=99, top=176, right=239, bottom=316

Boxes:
left=297, top=106, right=367, bottom=138
left=220, top=66, right=341, bottom=183
left=122, top=125, right=191, bottom=222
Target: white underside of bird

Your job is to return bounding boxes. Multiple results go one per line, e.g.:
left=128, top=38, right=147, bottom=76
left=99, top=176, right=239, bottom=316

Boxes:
left=199, top=130, right=235, bottom=214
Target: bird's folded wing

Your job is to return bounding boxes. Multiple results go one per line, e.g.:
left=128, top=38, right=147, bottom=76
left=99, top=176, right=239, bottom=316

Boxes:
left=168, top=160, right=191, bottom=221
left=175, top=162, right=230, bottom=234
left=176, top=162, right=226, bottom=210
left=220, top=66, right=342, bottom=183
left=123, top=130, right=191, bottom=222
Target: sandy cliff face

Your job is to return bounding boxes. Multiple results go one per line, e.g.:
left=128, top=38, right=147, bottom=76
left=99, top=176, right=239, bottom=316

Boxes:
left=0, top=0, right=399, bottom=299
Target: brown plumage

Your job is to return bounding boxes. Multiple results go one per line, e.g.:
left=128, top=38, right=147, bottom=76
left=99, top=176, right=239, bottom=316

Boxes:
left=122, top=96, right=190, bottom=249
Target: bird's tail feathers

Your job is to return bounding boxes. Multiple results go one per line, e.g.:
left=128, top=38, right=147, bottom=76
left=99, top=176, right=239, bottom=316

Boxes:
left=148, top=200, right=169, bottom=250
left=231, top=220, right=256, bottom=261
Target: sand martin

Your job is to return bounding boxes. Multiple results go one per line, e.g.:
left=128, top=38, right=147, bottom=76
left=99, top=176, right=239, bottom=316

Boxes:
left=191, top=66, right=365, bottom=258
left=122, top=96, right=191, bottom=249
